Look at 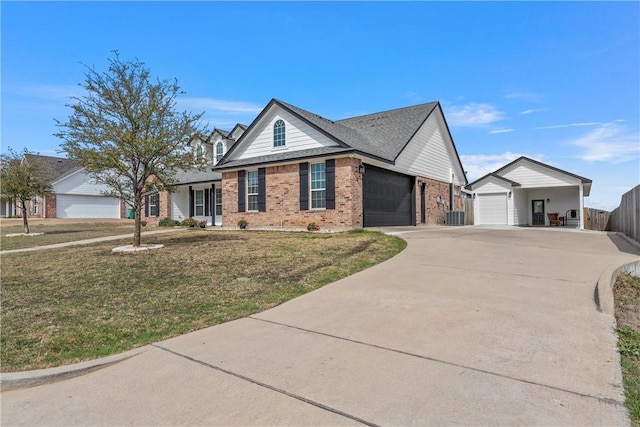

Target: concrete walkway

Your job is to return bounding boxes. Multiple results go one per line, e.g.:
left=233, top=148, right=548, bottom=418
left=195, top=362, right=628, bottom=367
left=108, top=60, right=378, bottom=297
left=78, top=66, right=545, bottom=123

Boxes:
left=0, top=228, right=180, bottom=254
left=2, top=227, right=639, bottom=425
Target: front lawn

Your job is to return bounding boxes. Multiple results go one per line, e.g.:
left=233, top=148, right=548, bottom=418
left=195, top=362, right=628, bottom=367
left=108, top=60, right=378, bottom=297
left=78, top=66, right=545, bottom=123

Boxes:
left=0, top=219, right=135, bottom=251
left=0, top=229, right=406, bottom=372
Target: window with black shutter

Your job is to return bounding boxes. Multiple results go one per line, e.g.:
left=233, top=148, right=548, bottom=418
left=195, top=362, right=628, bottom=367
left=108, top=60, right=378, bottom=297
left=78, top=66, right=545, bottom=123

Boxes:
left=299, top=162, right=309, bottom=210
left=238, top=171, right=246, bottom=212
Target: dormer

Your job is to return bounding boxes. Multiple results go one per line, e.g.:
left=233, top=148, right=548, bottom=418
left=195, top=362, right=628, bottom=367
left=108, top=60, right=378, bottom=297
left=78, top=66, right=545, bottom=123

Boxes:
left=229, top=123, right=248, bottom=141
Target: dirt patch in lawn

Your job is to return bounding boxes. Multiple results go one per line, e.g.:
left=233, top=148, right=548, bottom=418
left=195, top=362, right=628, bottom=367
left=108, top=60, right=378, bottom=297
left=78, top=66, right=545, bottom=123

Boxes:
left=1, top=229, right=406, bottom=372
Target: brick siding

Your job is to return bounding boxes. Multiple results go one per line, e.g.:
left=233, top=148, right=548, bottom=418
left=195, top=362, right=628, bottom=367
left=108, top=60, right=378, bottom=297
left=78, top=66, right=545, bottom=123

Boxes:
left=223, top=157, right=363, bottom=228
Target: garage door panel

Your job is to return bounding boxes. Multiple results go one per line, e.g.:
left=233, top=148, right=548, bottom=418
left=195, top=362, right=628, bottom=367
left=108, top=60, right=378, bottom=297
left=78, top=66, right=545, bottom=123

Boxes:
left=477, top=193, right=507, bottom=225
left=57, top=195, right=120, bottom=219
left=363, top=165, right=413, bottom=227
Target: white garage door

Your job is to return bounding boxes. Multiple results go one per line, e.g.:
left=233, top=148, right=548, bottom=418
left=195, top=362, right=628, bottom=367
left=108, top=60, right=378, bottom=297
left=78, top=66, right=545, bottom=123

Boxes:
left=57, top=195, right=120, bottom=219
left=477, top=193, right=508, bottom=225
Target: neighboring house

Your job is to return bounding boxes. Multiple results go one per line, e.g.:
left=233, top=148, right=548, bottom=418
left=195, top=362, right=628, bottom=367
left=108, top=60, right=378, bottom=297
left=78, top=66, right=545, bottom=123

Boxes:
left=141, top=124, right=247, bottom=226
left=466, top=156, right=592, bottom=229
left=5, top=154, right=126, bottom=219
left=214, top=98, right=468, bottom=228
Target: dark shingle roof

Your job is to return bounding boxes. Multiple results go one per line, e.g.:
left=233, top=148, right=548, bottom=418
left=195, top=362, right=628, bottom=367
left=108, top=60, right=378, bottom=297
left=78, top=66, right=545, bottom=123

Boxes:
left=337, top=102, right=438, bottom=161
left=173, top=168, right=221, bottom=185
left=216, top=99, right=441, bottom=169
left=24, top=154, right=82, bottom=182
left=466, top=173, right=522, bottom=190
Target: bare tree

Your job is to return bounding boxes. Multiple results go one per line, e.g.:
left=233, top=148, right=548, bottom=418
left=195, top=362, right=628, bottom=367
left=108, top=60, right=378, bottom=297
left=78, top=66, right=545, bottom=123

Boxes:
left=55, top=52, right=208, bottom=246
left=0, top=148, right=53, bottom=234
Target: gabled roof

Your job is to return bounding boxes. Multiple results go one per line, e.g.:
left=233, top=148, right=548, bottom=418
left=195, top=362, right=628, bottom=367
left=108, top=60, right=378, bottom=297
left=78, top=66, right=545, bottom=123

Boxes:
left=216, top=99, right=447, bottom=170
left=496, top=156, right=592, bottom=184
left=466, top=173, right=521, bottom=190
left=465, top=156, right=592, bottom=195
left=24, top=154, right=82, bottom=182
left=229, top=123, right=248, bottom=135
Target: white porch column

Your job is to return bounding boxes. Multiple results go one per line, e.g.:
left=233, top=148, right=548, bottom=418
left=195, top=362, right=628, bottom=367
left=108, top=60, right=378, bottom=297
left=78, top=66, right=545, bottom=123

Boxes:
left=579, top=184, right=585, bottom=230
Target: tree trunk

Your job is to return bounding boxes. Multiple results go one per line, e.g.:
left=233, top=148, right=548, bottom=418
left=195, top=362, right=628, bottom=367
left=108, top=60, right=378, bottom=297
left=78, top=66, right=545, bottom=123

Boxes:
left=22, top=204, right=30, bottom=234
left=133, top=194, right=142, bottom=247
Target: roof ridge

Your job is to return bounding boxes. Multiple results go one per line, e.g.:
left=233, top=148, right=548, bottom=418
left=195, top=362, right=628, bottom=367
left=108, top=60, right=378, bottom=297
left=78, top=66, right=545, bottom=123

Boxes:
left=336, top=101, right=438, bottom=123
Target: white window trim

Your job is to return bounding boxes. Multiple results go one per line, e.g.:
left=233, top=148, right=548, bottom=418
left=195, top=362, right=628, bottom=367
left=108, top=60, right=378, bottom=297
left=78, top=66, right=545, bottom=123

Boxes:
left=273, top=119, right=287, bottom=150
left=310, top=162, right=326, bottom=210
left=31, top=196, right=39, bottom=214
left=149, top=194, right=159, bottom=217
left=215, top=187, right=222, bottom=216
left=214, top=140, right=226, bottom=165
left=194, top=189, right=205, bottom=216
left=246, top=170, right=259, bottom=212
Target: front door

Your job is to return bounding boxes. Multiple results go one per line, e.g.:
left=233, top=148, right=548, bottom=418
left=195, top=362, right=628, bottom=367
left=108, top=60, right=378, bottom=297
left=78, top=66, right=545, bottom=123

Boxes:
left=532, top=200, right=545, bottom=225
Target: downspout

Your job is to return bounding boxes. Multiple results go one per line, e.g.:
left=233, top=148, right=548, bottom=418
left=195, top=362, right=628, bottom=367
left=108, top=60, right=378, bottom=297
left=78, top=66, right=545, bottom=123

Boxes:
left=579, top=184, right=585, bottom=230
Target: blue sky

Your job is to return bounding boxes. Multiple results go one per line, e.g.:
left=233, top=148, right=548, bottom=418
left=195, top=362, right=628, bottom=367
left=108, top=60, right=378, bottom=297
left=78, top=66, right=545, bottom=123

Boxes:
left=2, top=1, right=639, bottom=210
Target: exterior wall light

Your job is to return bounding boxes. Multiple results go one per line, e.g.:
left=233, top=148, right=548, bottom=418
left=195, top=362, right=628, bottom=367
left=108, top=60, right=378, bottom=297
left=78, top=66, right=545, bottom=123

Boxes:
left=359, top=164, right=365, bottom=175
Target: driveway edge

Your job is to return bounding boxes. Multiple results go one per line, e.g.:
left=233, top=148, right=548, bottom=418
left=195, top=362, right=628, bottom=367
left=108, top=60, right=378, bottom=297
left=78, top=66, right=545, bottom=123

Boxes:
left=0, top=346, right=150, bottom=391
left=595, top=259, right=640, bottom=315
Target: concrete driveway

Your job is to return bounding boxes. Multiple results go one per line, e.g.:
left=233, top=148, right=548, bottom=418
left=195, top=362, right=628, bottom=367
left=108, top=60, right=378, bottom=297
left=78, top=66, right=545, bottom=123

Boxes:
left=2, top=227, right=639, bottom=426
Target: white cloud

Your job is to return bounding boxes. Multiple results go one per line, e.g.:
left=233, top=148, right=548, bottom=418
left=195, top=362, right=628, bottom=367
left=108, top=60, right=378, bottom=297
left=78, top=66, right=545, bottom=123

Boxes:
left=489, top=128, right=515, bottom=134
left=536, top=122, right=601, bottom=130
left=518, top=108, right=544, bottom=115
left=177, top=98, right=262, bottom=114
left=445, top=103, right=504, bottom=127
left=460, top=152, right=544, bottom=181
left=13, top=84, right=86, bottom=101
left=570, top=123, right=640, bottom=163
left=503, top=91, right=540, bottom=102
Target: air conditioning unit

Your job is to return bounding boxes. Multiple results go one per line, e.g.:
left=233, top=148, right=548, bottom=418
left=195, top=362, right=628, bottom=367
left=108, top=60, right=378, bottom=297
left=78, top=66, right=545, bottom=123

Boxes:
left=445, top=211, right=465, bottom=226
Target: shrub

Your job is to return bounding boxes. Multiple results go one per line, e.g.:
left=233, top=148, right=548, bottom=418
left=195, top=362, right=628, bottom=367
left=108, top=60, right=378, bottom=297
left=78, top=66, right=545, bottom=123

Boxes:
left=181, top=218, right=198, bottom=227
left=198, top=220, right=207, bottom=228
left=307, top=222, right=320, bottom=232
left=158, top=217, right=179, bottom=227
left=140, top=220, right=148, bottom=227
left=238, top=219, right=248, bottom=229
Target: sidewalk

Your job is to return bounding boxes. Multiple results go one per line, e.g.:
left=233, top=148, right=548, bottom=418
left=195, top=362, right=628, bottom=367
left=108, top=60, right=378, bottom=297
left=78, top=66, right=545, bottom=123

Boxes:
left=0, top=228, right=180, bottom=254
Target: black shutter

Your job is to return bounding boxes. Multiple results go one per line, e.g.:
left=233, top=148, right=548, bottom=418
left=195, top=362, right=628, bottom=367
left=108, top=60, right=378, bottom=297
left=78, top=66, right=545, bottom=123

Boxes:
left=204, top=188, right=210, bottom=216
left=258, top=168, right=266, bottom=212
left=299, top=163, right=309, bottom=210
left=189, top=186, right=194, bottom=217
left=145, top=195, right=149, bottom=217
left=325, top=159, right=335, bottom=210
left=238, top=171, right=246, bottom=213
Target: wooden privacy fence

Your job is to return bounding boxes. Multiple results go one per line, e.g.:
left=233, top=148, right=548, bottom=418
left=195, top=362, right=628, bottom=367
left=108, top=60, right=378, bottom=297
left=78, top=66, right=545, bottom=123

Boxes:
left=608, top=185, right=640, bottom=243
left=584, top=208, right=611, bottom=231
left=463, top=197, right=474, bottom=225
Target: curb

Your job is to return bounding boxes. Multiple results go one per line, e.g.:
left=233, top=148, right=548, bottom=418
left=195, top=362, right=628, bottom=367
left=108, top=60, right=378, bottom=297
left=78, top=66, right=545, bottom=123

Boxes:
left=0, top=346, right=150, bottom=391
left=595, top=259, right=640, bottom=316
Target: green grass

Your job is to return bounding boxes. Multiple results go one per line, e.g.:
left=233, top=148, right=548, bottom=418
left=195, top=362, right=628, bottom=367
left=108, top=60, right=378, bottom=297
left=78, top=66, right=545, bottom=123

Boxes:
left=615, top=273, right=640, bottom=426
left=0, top=229, right=406, bottom=372
left=0, top=219, right=136, bottom=250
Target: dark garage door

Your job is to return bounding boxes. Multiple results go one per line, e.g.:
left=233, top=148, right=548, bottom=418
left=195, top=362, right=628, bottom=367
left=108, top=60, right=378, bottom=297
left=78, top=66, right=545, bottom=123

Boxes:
left=363, top=165, right=414, bottom=227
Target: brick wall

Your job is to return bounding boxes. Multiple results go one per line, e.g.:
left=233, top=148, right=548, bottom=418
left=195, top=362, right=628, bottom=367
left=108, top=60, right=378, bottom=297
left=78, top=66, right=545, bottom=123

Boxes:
left=140, top=190, right=171, bottom=225
left=45, top=195, right=56, bottom=218
left=415, top=177, right=456, bottom=226
left=223, top=157, right=363, bottom=228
